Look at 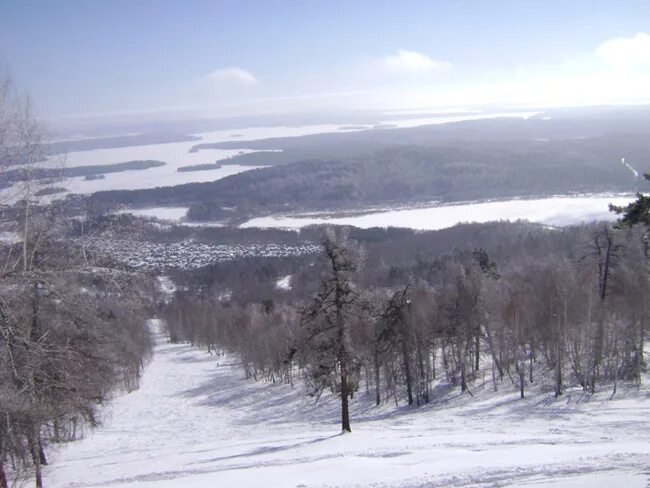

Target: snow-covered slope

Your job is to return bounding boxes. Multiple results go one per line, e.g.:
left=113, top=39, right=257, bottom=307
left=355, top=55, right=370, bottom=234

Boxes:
left=44, top=322, right=650, bottom=487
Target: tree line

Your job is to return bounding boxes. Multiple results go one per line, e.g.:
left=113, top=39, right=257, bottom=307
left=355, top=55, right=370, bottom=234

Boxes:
left=163, top=222, right=649, bottom=433
left=1, top=71, right=155, bottom=487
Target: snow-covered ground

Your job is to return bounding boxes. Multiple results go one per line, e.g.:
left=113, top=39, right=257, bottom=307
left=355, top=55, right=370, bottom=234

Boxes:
left=115, top=207, right=190, bottom=221
left=117, top=194, right=634, bottom=229
left=275, top=274, right=293, bottom=290
left=241, top=195, right=635, bottom=231
left=44, top=321, right=650, bottom=487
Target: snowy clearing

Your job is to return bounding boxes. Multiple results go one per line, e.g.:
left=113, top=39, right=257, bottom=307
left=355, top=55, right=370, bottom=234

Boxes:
left=115, top=207, right=189, bottom=222
left=241, top=195, right=635, bottom=231
left=44, top=321, right=650, bottom=487
left=275, top=274, right=293, bottom=290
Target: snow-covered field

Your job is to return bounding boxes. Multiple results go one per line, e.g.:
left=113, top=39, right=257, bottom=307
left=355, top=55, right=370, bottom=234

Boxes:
left=241, top=195, right=635, bottom=231
left=44, top=321, right=650, bottom=487
left=115, top=207, right=190, bottom=221
left=119, top=195, right=633, bottom=229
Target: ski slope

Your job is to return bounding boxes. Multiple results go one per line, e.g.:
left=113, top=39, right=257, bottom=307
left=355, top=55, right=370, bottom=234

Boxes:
left=44, top=321, right=650, bottom=487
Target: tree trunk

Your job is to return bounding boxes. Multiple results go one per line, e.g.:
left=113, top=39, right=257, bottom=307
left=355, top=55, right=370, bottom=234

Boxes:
left=335, top=278, right=351, bottom=433
left=0, top=460, right=8, bottom=488
left=555, top=303, right=565, bottom=398
left=518, top=360, right=525, bottom=399
left=23, top=195, right=30, bottom=272
left=38, top=438, right=47, bottom=466
left=30, top=429, right=43, bottom=488
left=638, top=320, right=646, bottom=381
left=529, top=338, right=535, bottom=384
left=461, top=360, right=467, bottom=393
left=374, top=349, right=381, bottom=406
left=402, top=339, right=413, bottom=405
left=340, top=354, right=351, bottom=432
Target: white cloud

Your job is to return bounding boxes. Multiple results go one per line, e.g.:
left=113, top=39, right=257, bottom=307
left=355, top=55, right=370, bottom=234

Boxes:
left=595, top=32, right=650, bottom=70
left=383, top=49, right=451, bottom=75
left=206, top=67, right=258, bottom=86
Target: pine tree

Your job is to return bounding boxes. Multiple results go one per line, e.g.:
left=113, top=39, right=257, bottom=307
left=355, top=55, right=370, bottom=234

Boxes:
left=300, top=228, right=362, bottom=433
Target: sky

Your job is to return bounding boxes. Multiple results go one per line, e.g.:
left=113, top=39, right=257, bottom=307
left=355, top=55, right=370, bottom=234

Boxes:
left=1, top=0, right=650, bottom=122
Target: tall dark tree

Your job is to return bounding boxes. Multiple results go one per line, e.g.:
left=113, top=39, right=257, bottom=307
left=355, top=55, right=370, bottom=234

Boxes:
left=611, top=177, right=650, bottom=230
left=299, top=228, right=362, bottom=433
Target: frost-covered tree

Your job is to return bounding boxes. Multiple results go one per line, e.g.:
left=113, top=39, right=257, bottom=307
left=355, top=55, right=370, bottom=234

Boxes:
left=299, top=228, right=362, bottom=433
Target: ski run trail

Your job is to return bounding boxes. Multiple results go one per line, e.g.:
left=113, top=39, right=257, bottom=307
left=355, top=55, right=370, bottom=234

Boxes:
left=44, top=319, right=650, bottom=488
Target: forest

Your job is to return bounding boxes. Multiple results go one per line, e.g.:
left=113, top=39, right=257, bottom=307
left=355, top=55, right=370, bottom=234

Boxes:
left=85, top=127, right=650, bottom=222
left=2, top=67, right=650, bottom=485
left=0, top=74, right=157, bottom=487
left=0, top=160, right=165, bottom=186
left=162, top=218, right=649, bottom=432
left=0, top=207, right=156, bottom=487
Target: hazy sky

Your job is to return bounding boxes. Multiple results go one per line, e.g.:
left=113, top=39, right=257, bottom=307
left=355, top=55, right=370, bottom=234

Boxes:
left=2, top=0, right=650, bottom=121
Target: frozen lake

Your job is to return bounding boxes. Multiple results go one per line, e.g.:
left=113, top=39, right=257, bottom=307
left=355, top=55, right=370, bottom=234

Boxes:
left=378, top=110, right=537, bottom=129
left=39, top=124, right=356, bottom=195
left=240, top=195, right=635, bottom=230
left=32, top=111, right=539, bottom=196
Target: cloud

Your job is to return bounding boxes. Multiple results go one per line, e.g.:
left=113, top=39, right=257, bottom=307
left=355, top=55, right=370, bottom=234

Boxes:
left=595, top=32, right=650, bottom=70
left=206, top=67, right=258, bottom=86
left=383, top=49, right=451, bottom=75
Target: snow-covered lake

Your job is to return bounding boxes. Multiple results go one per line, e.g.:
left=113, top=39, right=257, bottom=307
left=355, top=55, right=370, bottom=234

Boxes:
left=39, top=124, right=358, bottom=195
left=47, top=124, right=354, bottom=169
left=29, top=112, right=540, bottom=197
left=378, top=110, right=537, bottom=129
left=241, top=195, right=635, bottom=230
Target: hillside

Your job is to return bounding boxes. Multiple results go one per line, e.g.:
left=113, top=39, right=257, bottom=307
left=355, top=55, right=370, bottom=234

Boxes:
left=86, top=133, right=650, bottom=223
left=44, top=320, right=650, bottom=487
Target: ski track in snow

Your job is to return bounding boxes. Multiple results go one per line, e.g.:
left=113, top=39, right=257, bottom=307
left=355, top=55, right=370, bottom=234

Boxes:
left=44, top=321, right=650, bottom=487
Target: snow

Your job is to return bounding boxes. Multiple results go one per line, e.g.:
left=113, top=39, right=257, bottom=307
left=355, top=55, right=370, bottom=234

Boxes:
left=63, top=164, right=265, bottom=194
left=3, top=124, right=364, bottom=199
left=157, top=276, right=176, bottom=296
left=0, top=231, right=19, bottom=244
left=380, top=111, right=538, bottom=129
left=34, top=116, right=538, bottom=196
left=46, top=125, right=353, bottom=169
left=116, top=207, right=189, bottom=222
left=275, top=274, right=293, bottom=290
left=240, top=195, right=635, bottom=231
left=44, top=320, right=650, bottom=487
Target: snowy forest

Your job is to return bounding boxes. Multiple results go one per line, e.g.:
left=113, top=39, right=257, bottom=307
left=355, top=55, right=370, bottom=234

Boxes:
left=0, top=73, right=156, bottom=487
left=163, top=223, right=649, bottom=433
left=2, top=6, right=650, bottom=482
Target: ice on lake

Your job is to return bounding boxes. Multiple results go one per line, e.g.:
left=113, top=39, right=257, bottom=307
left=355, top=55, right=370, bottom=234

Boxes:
left=241, top=195, right=635, bottom=230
